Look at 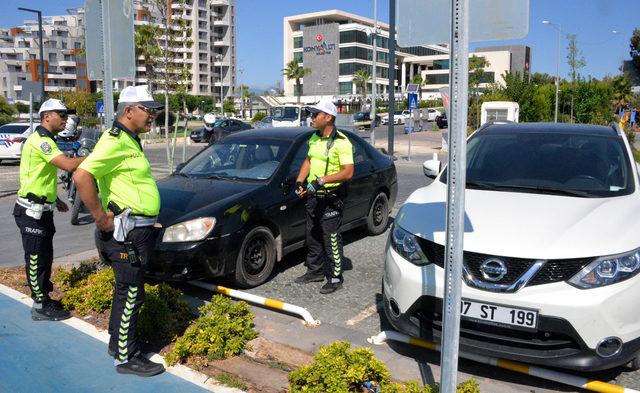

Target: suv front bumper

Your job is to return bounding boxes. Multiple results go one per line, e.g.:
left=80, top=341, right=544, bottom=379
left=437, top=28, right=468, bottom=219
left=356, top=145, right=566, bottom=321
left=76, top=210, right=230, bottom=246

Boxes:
left=383, top=246, right=640, bottom=371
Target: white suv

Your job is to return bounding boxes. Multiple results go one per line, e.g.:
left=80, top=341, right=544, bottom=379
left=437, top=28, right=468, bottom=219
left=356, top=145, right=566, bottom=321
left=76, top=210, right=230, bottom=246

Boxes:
left=383, top=122, right=640, bottom=371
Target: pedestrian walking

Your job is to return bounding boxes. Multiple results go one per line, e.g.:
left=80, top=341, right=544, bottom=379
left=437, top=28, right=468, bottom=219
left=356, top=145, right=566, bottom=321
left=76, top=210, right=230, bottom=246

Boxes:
left=293, top=99, right=354, bottom=294
left=13, top=99, right=85, bottom=321
left=73, top=85, right=165, bottom=377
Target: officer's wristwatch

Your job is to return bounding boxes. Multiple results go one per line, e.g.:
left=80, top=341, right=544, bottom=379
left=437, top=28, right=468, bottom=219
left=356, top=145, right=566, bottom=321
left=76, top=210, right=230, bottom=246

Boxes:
left=317, top=177, right=325, bottom=187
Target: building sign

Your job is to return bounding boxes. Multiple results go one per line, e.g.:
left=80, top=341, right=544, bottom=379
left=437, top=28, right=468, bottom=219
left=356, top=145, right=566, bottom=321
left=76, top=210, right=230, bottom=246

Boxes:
left=302, top=23, right=339, bottom=97
left=303, top=33, right=337, bottom=56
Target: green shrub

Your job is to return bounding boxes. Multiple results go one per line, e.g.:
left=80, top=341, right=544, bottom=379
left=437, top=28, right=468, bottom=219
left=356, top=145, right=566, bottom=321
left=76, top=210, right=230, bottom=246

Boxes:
left=383, top=379, right=480, bottom=393
left=288, top=341, right=390, bottom=393
left=52, top=263, right=98, bottom=291
left=251, top=112, right=267, bottom=124
left=138, top=283, right=193, bottom=343
left=62, top=269, right=115, bottom=315
left=164, top=295, right=258, bottom=366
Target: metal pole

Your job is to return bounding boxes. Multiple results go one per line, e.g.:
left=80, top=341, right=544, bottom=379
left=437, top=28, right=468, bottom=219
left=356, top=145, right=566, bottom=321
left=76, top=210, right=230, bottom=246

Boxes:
left=29, top=92, right=33, bottom=131
left=37, top=11, right=45, bottom=101
left=554, top=25, right=560, bottom=123
left=440, top=0, right=469, bottom=391
left=370, top=0, right=377, bottom=146
left=100, top=0, right=114, bottom=126
left=387, top=0, right=396, bottom=157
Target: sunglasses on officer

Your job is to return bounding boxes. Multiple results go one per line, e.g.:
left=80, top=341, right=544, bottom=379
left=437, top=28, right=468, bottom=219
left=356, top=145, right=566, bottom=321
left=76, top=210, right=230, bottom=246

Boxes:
left=52, top=111, right=68, bottom=118
left=136, top=105, right=156, bottom=116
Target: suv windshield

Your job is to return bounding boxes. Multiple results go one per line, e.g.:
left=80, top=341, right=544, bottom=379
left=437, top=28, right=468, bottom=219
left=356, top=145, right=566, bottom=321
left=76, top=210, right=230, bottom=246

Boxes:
left=440, top=131, right=635, bottom=198
left=179, top=139, right=292, bottom=180
left=272, top=107, right=300, bottom=121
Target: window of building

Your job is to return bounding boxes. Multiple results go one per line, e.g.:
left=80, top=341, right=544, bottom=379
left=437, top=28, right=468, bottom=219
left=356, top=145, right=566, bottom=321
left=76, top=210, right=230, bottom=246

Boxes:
left=428, top=59, right=449, bottom=70
left=293, top=51, right=303, bottom=63
left=339, top=82, right=352, bottom=95
left=425, top=74, right=449, bottom=85
left=293, top=36, right=303, bottom=49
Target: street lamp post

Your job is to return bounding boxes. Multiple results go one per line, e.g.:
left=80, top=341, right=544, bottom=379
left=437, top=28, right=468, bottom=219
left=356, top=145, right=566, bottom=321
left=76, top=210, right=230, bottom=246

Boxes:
left=18, top=7, right=45, bottom=101
left=542, top=20, right=561, bottom=123
left=370, top=0, right=378, bottom=146
left=216, top=54, right=224, bottom=114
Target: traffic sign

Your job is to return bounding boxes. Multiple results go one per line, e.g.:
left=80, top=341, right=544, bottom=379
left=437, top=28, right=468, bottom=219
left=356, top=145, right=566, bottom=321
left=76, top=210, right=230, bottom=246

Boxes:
left=408, top=93, right=419, bottom=110
left=96, top=100, right=104, bottom=114
left=398, top=0, right=529, bottom=46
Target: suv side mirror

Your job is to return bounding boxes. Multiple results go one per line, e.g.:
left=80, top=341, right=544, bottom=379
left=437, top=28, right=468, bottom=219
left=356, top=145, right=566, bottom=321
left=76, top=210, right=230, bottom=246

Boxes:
left=423, top=159, right=441, bottom=179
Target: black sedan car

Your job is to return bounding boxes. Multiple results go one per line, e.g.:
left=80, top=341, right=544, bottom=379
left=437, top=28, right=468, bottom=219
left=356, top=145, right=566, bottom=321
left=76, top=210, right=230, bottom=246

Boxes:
left=149, top=127, right=397, bottom=288
left=435, top=113, right=448, bottom=129
left=189, top=119, right=253, bottom=143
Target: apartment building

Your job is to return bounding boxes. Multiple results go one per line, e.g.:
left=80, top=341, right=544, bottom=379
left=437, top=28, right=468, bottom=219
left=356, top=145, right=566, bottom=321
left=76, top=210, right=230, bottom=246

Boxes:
left=0, top=8, right=88, bottom=102
left=126, top=0, right=236, bottom=105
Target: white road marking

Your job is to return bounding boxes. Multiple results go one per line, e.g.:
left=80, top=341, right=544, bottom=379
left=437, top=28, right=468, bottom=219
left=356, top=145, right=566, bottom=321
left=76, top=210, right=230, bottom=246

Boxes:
left=346, top=304, right=379, bottom=326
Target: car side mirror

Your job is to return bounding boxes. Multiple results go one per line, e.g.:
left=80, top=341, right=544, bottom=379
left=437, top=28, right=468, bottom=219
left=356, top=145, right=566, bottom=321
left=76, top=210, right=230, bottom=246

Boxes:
left=423, top=159, right=441, bottom=179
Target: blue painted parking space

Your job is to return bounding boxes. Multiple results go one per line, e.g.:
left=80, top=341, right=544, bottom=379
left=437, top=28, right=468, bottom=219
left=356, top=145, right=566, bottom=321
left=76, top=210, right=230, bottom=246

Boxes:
left=0, top=292, right=214, bottom=393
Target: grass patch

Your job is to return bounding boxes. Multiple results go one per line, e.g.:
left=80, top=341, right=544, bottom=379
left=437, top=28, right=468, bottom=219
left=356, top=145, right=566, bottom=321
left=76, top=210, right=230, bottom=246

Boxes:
left=214, top=372, right=248, bottom=390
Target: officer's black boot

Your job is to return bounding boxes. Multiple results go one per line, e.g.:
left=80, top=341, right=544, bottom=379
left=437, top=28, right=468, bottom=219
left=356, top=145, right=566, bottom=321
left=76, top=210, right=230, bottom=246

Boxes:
left=31, top=299, right=71, bottom=321
left=116, top=353, right=165, bottom=377
left=294, top=271, right=325, bottom=284
left=320, top=277, right=343, bottom=294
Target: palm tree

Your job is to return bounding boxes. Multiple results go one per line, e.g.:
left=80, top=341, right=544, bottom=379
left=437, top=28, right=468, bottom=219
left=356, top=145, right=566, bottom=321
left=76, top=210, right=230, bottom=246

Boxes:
left=352, top=69, right=371, bottom=103
left=611, top=75, right=633, bottom=113
left=134, top=23, right=161, bottom=91
left=282, top=59, right=311, bottom=103
left=410, top=74, right=424, bottom=100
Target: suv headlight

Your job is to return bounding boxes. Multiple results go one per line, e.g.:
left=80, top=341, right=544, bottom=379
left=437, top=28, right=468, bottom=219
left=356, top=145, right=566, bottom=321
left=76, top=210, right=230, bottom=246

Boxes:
left=389, top=225, right=430, bottom=266
left=162, top=217, right=216, bottom=243
left=568, top=248, right=640, bottom=289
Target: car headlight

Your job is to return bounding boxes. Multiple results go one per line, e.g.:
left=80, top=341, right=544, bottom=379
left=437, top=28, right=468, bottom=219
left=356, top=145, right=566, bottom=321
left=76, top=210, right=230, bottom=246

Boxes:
left=389, top=224, right=430, bottom=266
left=568, top=248, right=640, bottom=289
left=162, top=217, right=216, bottom=243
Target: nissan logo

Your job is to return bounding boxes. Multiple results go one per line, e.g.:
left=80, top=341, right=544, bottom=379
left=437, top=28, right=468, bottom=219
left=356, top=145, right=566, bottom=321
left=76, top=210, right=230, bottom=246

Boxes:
left=479, top=258, right=508, bottom=282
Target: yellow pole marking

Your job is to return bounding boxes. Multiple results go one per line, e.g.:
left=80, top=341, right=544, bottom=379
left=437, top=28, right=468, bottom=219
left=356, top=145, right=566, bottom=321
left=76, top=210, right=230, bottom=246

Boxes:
left=214, top=286, right=231, bottom=296
left=584, top=381, right=625, bottom=393
left=496, top=359, right=530, bottom=374
left=408, top=336, right=438, bottom=351
left=264, top=299, right=285, bottom=309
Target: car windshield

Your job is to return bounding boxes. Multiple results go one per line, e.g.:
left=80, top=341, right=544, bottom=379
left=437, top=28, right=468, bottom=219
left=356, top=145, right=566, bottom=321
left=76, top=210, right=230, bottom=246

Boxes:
left=272, top=107, right=300, bottom=121
left=179, top=139, right=292, bottom=180
left=354, top=112, right=369, bottom=120
left=0, top=124, right=30, bottom=134
left=214, top=120, right=227, bottom=127
left=440, top=131, right=635, bottom=198
left=393, top=110, right=404, bottom=115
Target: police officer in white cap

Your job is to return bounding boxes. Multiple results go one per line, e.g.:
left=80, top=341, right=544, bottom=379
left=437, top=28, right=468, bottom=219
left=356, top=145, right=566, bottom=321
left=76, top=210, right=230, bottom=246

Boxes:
left=294, top=98, right=354, bottom=294
left=13, top=99, right=86, bottom=320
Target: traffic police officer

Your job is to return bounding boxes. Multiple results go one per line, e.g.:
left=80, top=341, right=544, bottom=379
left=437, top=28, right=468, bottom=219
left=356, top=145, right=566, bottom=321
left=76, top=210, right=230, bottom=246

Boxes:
left=14, top=99, right=85, bottom=321
left=74, top=85, right=164, bottom=377
left=294, top=99, right=354, bottom=294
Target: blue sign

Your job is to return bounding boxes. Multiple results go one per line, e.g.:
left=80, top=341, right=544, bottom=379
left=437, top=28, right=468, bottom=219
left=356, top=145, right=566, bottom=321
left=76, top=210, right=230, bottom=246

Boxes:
left=96, top=100, right=104, bottom=114
left=408, top=93, right=419, bottom=110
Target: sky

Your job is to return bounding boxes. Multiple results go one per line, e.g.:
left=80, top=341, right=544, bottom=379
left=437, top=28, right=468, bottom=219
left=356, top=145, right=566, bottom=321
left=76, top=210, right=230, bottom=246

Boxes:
left=1, top=0, right=637, bottom=91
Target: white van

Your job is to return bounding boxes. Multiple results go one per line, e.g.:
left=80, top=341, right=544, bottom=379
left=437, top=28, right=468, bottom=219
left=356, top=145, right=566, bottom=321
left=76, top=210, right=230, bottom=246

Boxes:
left=480, top=101, right=519, bottom=125
left=271, top=105, right=311, bottom=127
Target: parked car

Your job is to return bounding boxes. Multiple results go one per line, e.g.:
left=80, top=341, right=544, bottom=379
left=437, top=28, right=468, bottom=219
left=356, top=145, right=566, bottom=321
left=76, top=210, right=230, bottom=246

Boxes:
left=254, top=116, right=273, bottom=129
left=149, top=127, right=397, bottom=288
left=435, top=113, right=448, bottom=129
left=353, top=111, right=381, bottom=130
left=0, top=122, right=38, bottom=163
left=425, top=108, right=441, bottom=121
left=384, top=122, right=640, bottom=372
left=189, top=119, right=253, bottom=144
left=382, top=110, right=410, bottom=125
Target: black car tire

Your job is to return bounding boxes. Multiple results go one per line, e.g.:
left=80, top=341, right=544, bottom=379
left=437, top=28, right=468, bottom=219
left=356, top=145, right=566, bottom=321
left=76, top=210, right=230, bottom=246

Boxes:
left=366, top=192, right=389, bottom=235
left=233, top=226, right=276, bottom=288
left=628, top=355, right=640, bottom=371
left=70, top=184, right=83, bottom=225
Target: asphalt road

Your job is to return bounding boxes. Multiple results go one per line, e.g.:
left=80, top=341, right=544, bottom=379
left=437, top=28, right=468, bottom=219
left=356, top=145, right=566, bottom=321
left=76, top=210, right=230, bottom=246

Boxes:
left=2, top=125, right=640, bottom=390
